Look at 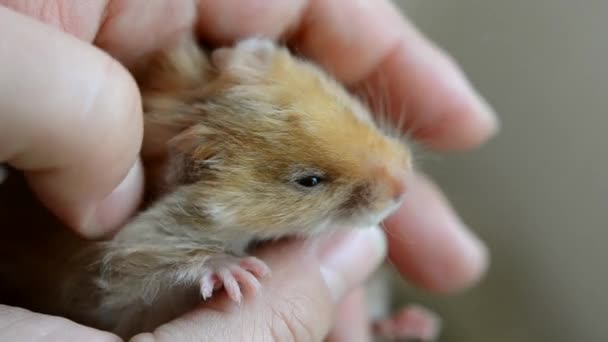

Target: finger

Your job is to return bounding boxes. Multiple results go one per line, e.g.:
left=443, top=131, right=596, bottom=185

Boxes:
left=194, top=0, right=498, bottom=151
left=317, top=227, right=387, bottom=302
left=94, top=0, right=198, bottom=67
left=0, top=7, right=143, bottom=237
left=295, top=0, right=498, bottom=151
left=0, top=0, right=107, bottom=41
left=1, top=0, right=198, bottom=68
left=197, top=0, right=307, bottom=44
left=384, top=173, right=489, bottom=293
left=325, top=287, right=372, bottom=342
left=0, top=305, right=121, bottom=342
left=131, top=227, right=386, bottom=342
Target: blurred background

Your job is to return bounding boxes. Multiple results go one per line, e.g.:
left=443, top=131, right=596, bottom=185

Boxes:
left=391, top=1, right=608, bottom=341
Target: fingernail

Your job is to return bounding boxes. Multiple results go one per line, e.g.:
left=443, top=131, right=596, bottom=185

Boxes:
left=430, top=221, right=489, bottom=293
left=450, top=63, right=500, bottom=135
left=452, top=223, right=490, bottom=289
left=83, top=159, right=144, bottom=238
left=477, top=96, right=500, bottom=136
left=319, top=226, right=387, bottom=302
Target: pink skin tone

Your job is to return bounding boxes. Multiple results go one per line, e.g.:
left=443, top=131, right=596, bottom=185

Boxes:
left=200, top=256, right=271, bottom=303
left=0, top=0, right=497, bottom=341
left=373, top=305, right=441, bottom=341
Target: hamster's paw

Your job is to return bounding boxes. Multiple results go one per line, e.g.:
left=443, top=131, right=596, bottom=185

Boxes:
left=200, top=256, right=271, bottom=303
left=372, top=305, right=441, bottom=342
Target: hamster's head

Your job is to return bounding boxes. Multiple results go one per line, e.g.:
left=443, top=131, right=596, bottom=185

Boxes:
left=145, top=38, right=412, bottom=238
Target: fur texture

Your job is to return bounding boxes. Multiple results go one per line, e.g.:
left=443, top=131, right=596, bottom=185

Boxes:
left=0, top=36, right=412, bottom=338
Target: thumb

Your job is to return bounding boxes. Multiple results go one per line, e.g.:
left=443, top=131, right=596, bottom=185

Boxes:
left=0, top=7, right=144, bottom=238
left=131, top=227, right=387, bottom=342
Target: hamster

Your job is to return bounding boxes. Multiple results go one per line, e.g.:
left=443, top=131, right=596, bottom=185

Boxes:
left=0, top=37, right=414, bottom=338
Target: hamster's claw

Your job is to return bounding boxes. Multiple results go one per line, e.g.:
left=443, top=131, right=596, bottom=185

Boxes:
left=200, top=271, right=218, bottom=300
left=199, top=256, right=270, bottom=303
left=372, top=305, right=441, bottom=342
left=239, top=256, right=271, bottom=278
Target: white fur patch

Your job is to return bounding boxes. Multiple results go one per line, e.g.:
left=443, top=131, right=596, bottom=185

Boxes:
left=212, top=37, right=277, bottom=73
left=206, top=203, right=235, bottom=226
left=237, top=37, right=275, bottom=56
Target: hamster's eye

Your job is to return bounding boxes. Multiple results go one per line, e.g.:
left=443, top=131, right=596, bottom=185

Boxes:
left=296, top=175, right=323, bottom=188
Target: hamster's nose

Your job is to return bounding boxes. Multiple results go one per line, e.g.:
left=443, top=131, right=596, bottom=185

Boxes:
left=373, top=166, right=408, bottom=203
left=389, top=174, right=408, bottom=203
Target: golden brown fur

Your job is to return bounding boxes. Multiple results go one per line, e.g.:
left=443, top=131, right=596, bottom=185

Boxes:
left=0, top=36, right=411, bottom=338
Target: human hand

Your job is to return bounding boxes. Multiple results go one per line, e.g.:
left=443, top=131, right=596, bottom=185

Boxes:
left=127, top=227, right=387, bottom=342
left=0, top=0, right=497, bottom=340
left=0, top=227, right=386, bottom=342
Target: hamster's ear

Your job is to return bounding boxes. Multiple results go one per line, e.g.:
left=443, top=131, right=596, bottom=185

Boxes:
left=211, top=38, right=285, bottom=76
left=168, top=125, right=217, bottom=159
left=132, top=33, right=211, bottom=93
left=141, top=95, right=206, bottom=159
left=166, top=125, right=220, bottom=184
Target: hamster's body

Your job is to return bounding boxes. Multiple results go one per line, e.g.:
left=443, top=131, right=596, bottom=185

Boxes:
left=0, top=37, right=415, bottom=339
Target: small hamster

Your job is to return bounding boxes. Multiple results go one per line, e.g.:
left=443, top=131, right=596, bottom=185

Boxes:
left=0, top=36, right=413, bottom=338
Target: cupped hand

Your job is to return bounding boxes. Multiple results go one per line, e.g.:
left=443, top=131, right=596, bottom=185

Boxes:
left=0, top=0, right=497, bottom=340
left=0, top=227, right=386, bottom=342
left=130, top=227, right=387, bottom=342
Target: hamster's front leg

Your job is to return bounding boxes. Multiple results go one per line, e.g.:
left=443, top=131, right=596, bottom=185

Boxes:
left=89, top=234, right=270, bottom=337
left=97, top=238, right=270, bottom=309
left=80, top=201, right=271, bottom=336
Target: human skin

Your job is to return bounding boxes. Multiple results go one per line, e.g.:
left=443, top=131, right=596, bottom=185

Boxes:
left=0, top=1, right=497, bottom=341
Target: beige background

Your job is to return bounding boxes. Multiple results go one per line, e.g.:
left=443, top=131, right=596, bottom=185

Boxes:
left=391, top=1, right=608, bottom=341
